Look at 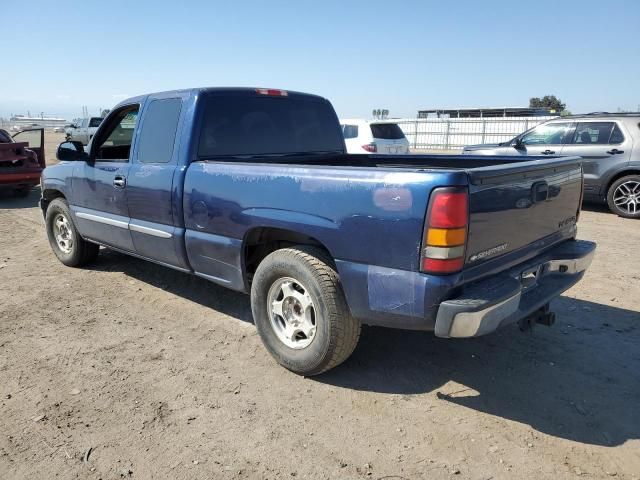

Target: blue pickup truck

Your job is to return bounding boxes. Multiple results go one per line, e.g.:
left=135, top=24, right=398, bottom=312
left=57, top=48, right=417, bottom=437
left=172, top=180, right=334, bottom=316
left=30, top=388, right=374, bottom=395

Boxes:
left=40, top=87, right=596, bottom=375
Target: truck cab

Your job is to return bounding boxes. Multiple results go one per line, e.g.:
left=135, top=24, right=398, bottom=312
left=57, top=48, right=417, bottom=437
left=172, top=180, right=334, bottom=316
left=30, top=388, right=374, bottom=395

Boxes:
left=66, top=116, right=104, bottom=145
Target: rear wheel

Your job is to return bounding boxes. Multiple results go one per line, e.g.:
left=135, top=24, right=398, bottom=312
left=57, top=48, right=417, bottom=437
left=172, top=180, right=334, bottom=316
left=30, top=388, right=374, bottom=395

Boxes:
left=250, top=246, right=360, bottom=376
left=45, top=198, right=99, bottom=267
left=607, top=175, right=640, bottom=219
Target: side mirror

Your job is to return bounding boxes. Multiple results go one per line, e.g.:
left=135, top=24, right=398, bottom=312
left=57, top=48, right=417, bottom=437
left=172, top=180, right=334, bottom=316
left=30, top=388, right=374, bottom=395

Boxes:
left=57, top=141, right=88, bottom=161
left=513, top=137, right=525, bottom=150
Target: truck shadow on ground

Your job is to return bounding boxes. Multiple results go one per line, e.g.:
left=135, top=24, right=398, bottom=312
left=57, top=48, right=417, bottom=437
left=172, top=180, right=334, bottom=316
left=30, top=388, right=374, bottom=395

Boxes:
left=0, top=187, right=41, bottom=209
left=90, top=248, right=254, bottom=324
left=581, top=202, right=611, bottom=214
left=319, top=297, right=639, bottom=447
left=90, top=249, right=638, bottom=448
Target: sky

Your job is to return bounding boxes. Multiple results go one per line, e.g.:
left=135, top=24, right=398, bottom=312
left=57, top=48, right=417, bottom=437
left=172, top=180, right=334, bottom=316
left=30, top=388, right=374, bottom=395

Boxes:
left=2, top=0, right=639, bottom=120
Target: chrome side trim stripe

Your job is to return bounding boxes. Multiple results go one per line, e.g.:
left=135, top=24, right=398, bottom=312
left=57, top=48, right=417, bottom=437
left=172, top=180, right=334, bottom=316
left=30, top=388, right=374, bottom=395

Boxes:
left=76, top=211, right=173, bottom=239
left=76, top=212, right=129, bottom=229
left=129, top=223, right=172, bottom=239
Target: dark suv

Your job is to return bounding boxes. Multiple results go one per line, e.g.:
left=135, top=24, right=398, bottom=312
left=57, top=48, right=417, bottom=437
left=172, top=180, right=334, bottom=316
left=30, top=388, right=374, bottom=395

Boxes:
left=463, top=113, right=640, bottom=218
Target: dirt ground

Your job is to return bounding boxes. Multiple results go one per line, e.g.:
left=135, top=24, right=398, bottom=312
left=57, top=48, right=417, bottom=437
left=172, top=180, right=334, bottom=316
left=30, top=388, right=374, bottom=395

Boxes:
left=0, top=137, right=639, bottom=480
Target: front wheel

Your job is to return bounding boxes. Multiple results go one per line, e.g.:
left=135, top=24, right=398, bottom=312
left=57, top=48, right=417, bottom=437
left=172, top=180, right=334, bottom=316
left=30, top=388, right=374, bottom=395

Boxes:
left=607, top=175, right=640, bottom=219
left=250, top=246, right=361, bottom=376
left=45, top=198, right=99, bottom=266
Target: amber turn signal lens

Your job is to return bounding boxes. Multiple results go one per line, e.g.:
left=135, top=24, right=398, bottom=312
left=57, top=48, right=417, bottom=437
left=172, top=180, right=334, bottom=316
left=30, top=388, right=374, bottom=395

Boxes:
left=426, top=227, right=466, bottom=247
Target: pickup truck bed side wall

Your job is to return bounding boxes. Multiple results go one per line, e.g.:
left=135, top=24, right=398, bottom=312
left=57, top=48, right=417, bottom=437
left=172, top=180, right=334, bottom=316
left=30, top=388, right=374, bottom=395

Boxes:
left=182, top=163, right=465, bottom=304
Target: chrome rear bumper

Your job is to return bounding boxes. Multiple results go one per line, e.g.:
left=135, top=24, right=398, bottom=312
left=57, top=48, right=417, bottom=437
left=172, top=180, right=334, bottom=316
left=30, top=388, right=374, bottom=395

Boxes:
left=434, top=240, right=596, bottom=338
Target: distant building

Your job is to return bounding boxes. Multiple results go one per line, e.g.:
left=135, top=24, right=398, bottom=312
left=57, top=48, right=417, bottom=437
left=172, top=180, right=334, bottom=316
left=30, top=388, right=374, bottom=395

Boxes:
left=9, top=115, right=68, bottom=128
left=417, top=107, right=556, bottom=119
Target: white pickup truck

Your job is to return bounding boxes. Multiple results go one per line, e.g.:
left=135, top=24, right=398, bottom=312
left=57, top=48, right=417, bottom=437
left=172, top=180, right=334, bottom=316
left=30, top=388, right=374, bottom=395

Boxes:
left=65, top=117, right=103, bottom=145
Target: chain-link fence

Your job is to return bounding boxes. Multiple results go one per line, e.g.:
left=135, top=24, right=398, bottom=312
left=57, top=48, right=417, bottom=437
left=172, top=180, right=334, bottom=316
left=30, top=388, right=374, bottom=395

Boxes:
left=396, top=116, right=557, bottom=151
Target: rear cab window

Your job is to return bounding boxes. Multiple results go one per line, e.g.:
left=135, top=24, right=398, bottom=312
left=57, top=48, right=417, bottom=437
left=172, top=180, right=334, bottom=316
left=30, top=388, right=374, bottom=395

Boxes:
left=137, top=98, right=182, bottom=163
left=370, top=123, right=406, bottom=140
left=197, top=93, right=344, bottom=158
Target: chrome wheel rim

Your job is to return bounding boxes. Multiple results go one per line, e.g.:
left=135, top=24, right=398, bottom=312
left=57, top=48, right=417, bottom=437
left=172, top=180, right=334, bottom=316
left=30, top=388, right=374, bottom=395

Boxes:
left=267, top=277, right=317, bottom=349
left=53, top=213, right=73, bottom=254
left=613, top=180, right=640, bottom=215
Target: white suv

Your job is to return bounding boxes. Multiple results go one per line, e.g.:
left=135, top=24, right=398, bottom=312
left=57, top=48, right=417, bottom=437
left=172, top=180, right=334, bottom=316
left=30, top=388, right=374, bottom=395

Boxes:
left=340, top=119, right=410, bottom=154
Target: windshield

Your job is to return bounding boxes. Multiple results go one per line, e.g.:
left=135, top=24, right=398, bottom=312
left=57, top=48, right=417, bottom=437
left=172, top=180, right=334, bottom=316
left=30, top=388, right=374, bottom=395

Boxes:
left=197, top=94, right=344, bottom=158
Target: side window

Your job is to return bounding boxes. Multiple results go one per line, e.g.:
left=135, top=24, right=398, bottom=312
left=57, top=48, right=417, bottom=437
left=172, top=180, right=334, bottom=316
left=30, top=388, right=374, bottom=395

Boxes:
left=609, top=124, right=625, bottom=144
left=572, top=122, right=614, bottom=145
left=520, top=123, right=574, bottom=145
left=342, top=124, right=358, bottom=139
left=137, top=98, right=182, bottom=164
left=12, top=129, right=42, bottom=149
left=89, top=117, right=103, bottom=128
left=93, top=106, right=139, bottom=161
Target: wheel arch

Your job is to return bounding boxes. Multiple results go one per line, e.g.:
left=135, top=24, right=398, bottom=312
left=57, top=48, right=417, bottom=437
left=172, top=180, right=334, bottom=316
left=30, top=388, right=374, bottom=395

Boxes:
left=242, top=226, right=335, bottom=289
left=40, top=188, right=67, bottom=216
left=605, top=169, right=640, bottom=197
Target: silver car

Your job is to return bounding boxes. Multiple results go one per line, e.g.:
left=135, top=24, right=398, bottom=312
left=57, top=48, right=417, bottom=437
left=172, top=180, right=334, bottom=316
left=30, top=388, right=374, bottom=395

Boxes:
left=463, top=113, right=640, bottom=218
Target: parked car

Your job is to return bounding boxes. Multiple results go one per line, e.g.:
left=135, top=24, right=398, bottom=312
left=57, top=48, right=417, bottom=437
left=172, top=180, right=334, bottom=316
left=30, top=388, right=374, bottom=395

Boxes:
left=463, top=113, right=640, bottom=218
left=10, top=123, right=41, bottom=133
left=340, top=119, right=410, bottom=154
left=65, top=117, right=104, bottom=144
left=53, top=126, right=65, bottom=133
left=40, top=87, right=595, bottom=375
left=0, top=128, right=45, bottom=196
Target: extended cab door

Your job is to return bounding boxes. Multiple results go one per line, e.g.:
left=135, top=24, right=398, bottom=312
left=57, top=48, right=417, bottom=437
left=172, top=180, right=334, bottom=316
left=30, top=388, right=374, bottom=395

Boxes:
left=70, top=105, right=140, bottom=252
left=126, top=94, right=190, bottom=269
left=515, top=122, right=575, bottom=156
left=12, top=129, right=45, bottom=167
left=560, top=121, right=632, bottom=197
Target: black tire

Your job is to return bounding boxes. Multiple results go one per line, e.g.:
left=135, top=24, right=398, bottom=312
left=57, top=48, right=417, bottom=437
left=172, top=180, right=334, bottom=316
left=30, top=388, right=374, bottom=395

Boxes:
left=13, top=187, right=30, bottom=197
left=45, top=198, right=99, bottom=267
left=250, top=246, right=361, bottom=376
left=607, top=175, right=640, bottom=219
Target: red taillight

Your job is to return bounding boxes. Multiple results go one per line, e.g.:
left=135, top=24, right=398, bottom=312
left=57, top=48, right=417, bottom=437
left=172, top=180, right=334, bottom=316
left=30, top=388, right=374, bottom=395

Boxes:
left=362, top=143, right=377, bottom=153
left=422, top=257, right=465, bottom=273
left=421, top=188, right=469, bottom=275
left=429, top=192, right=468, bottom=228
left=255, top=88, right=288, bottom=97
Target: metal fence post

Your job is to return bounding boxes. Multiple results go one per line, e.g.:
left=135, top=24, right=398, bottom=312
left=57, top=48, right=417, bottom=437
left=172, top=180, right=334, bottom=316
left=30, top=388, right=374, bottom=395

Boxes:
left=445, top=121, right=451, bottom=150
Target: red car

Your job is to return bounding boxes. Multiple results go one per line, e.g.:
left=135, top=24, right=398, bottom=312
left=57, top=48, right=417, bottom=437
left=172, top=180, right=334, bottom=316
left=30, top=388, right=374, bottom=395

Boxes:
left=0, top=128, right=45, bottom=196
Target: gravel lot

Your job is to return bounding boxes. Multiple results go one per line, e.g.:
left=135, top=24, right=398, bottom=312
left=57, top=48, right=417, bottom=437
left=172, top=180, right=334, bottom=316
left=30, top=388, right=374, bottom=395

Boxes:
left=0, top=143, right=639, bottom=479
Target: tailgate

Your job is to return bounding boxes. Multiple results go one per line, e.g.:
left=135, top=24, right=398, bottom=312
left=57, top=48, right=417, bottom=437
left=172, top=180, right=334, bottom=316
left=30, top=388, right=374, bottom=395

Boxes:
left=465, top=157, right=583, bottom=268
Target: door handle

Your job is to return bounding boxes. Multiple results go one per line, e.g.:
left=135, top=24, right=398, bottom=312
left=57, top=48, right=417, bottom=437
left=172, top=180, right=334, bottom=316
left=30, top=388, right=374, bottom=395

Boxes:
left=606, top=149, right=624, bottom=155
left=541, top=150, right=556, bottom=155
left=113, top=176, right=126, bottom=188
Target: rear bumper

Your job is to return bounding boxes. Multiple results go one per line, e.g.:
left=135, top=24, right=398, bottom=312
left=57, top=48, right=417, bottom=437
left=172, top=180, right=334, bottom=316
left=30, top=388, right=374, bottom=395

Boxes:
left=434, top=239, right=596, bottom=338
left=0, top=171, right=41, bottom=189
